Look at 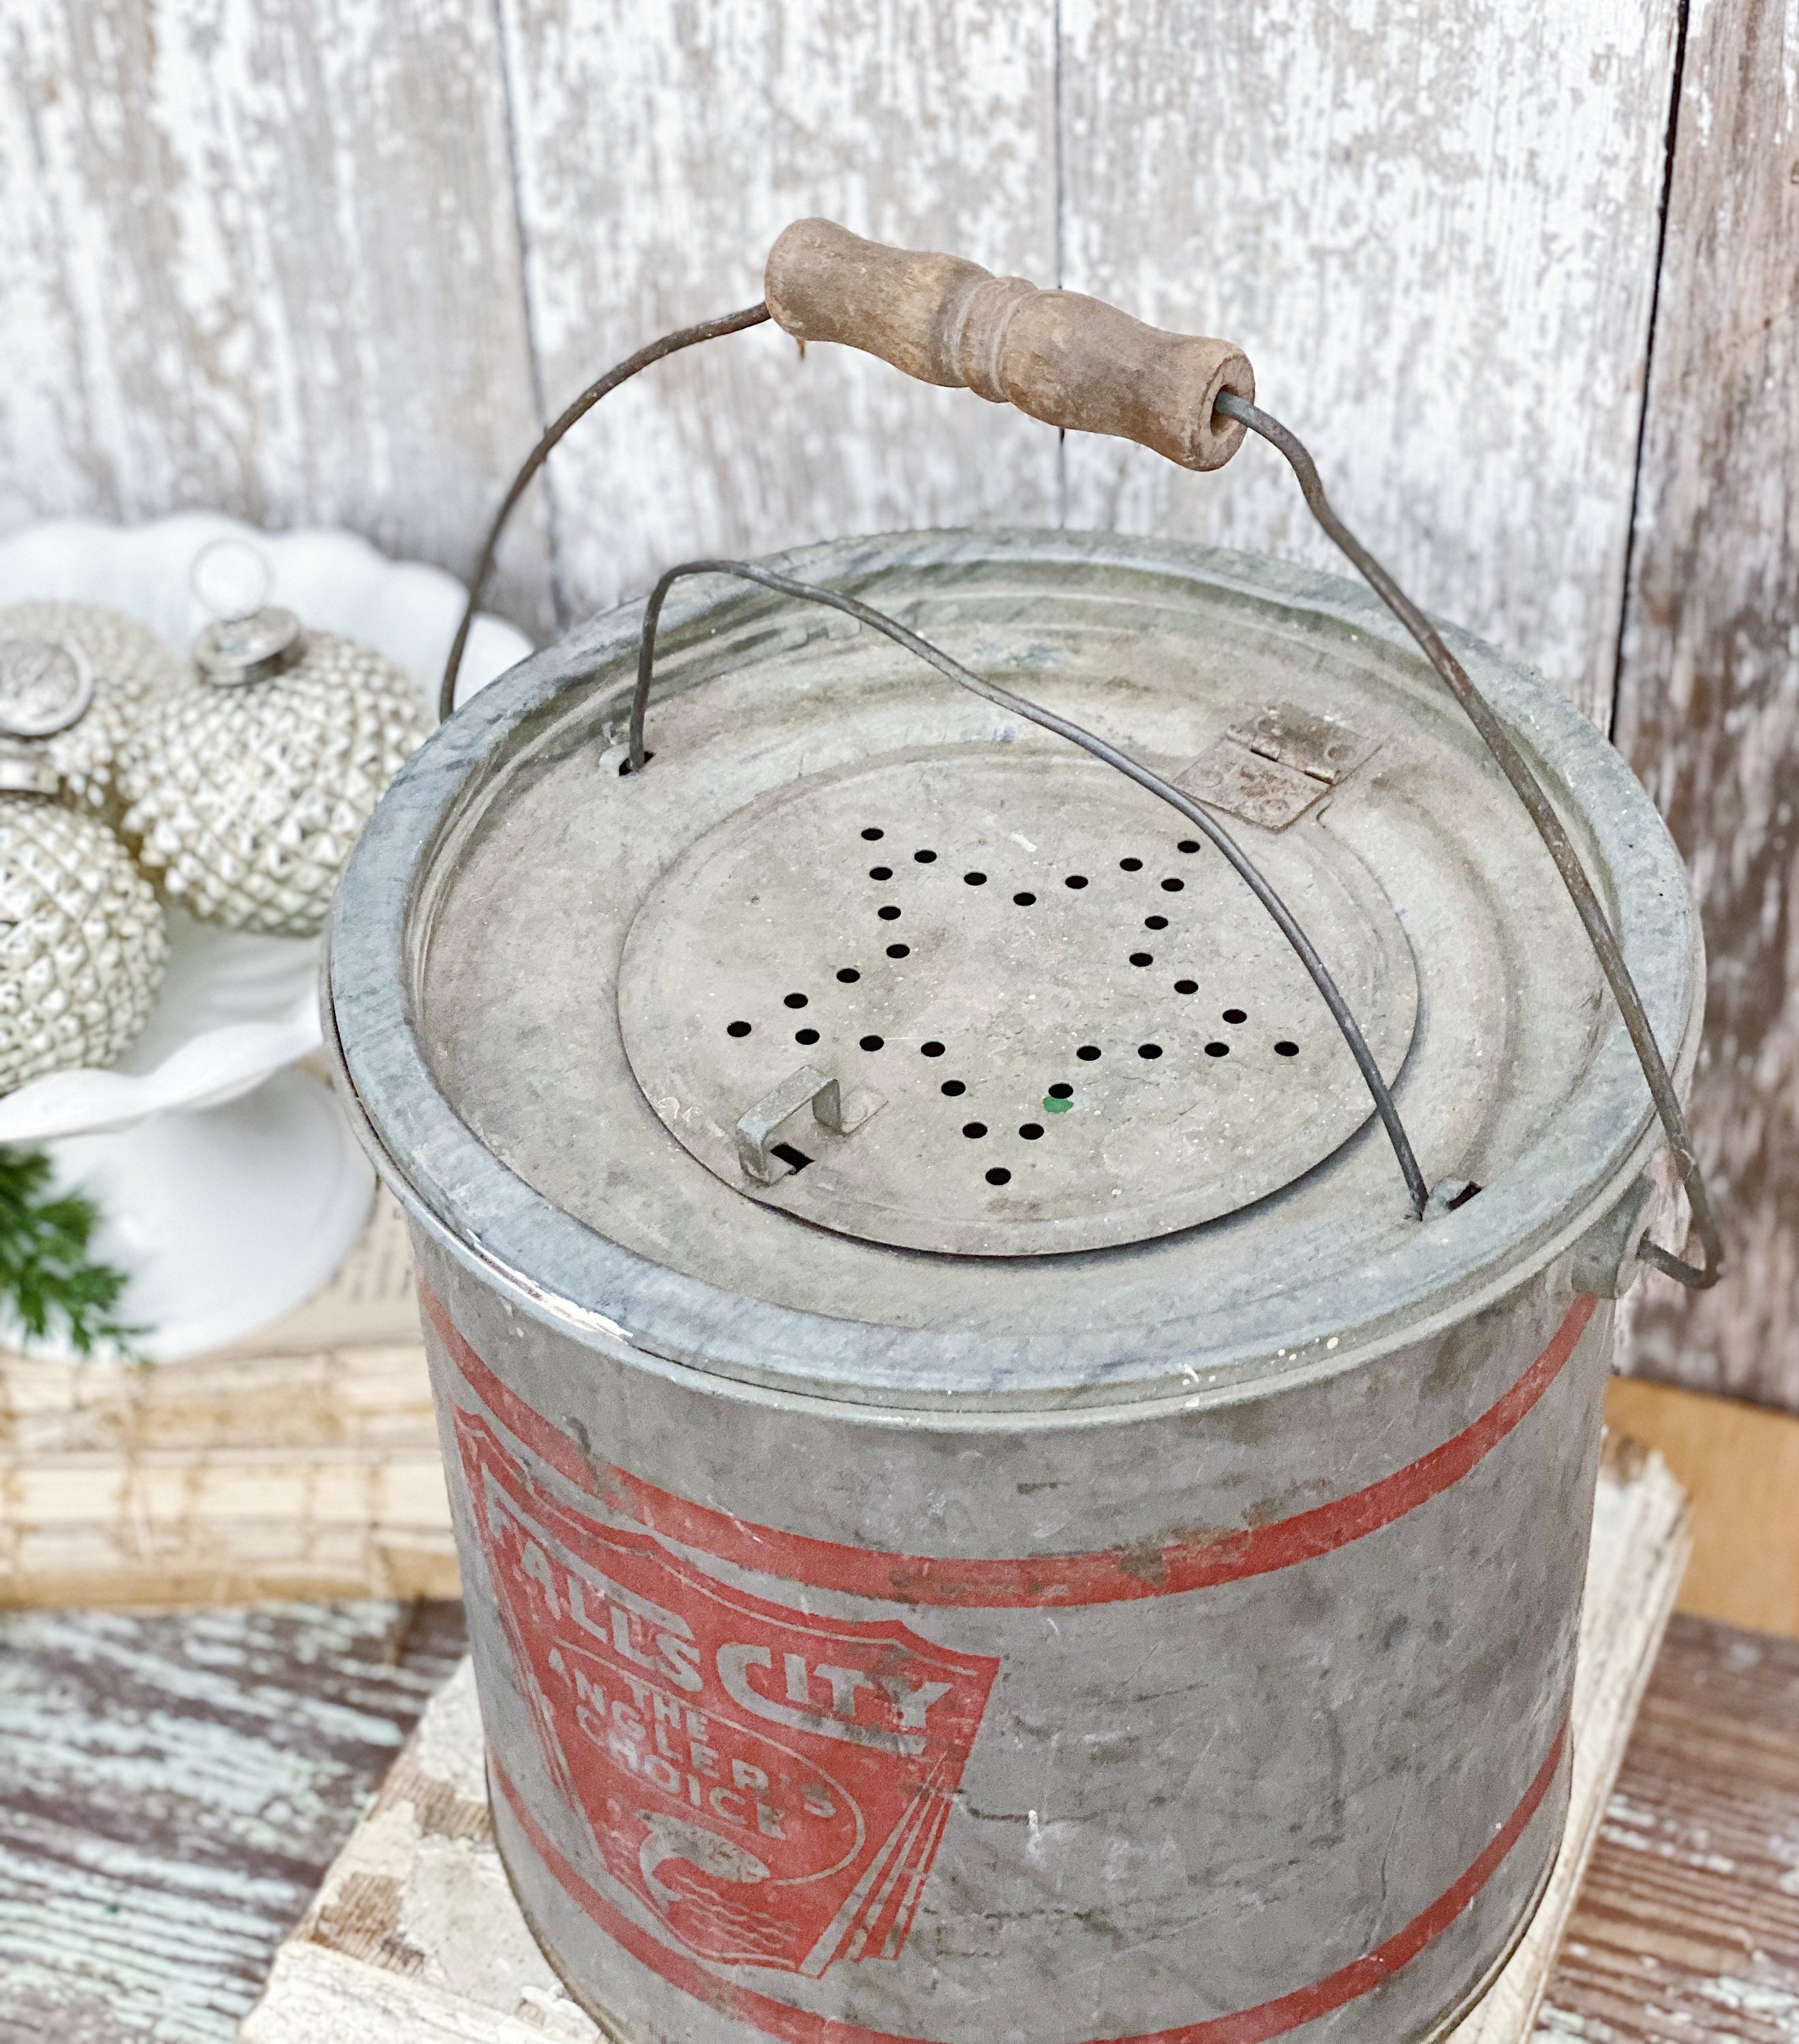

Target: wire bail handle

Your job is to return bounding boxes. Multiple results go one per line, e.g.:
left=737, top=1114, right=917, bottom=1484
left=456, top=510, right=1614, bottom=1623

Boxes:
left=441, top=219, right=1721, bottom=1288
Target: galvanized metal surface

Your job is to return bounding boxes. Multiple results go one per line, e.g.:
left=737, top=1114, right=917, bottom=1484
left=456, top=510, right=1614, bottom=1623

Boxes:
left=624, top=553, right=1434, bottom=1222
left=326, top=529, right=1704, bottom=2043
left=416, top=1239, right=1603, bottom=2044
left=617, top=747, right=1415, bottom=1253
left=1177, top=699, right=1375, bottom=832
left=1214, top=394, right=1718, bottom=1288
left=335, top=531, right=1697, bottom=1406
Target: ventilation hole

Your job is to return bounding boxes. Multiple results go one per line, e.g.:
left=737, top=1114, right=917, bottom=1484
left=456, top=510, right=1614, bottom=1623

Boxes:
left=770, top=1141, right=813, bottom=1173
left=985, top=1166, right=1012, bottom=1186
left=1161, top=877, right=1185, bottom=893
left=1130, top=952, right=1154, bottom=967
left=964, top=871, right=987, bottom=886
left=914, top=848, right=937, bottom=863
left=1174, top=979, right=1198, bottom=995
left=726, top=1020, right=752, bottom=1038
left=860, top=1034, right=885, bottom=1052
left=1018, top=1124, right=1045, bottom=1141
left=1064, top=873, right=1089, bottom=889
left=920, top=1041, right=945, bottom=1057
left=1178, top=839, right=1200, bottom=854
left=963, top=1121, right=988, bottom=1139
left=1120, top=857, right=1143, bottom=871
left=878, top=905, right=902, bottom=920
left=1205, top=1041, right=1229, bottom=1058
left=886, top=942, right=910, bottom=957
left=1047, top=1083, right=1074, bottom=1100
left=1138, top=1043, right=1163, bottom=1059
left=1144, top=914, right=1168, bottom=930
left=941, top=1080, right=967, bottom=1096
left=795, top=1027, right=820, bottom=1045
left=1275, top=1040, right=1300, bottom=1057
left=1013, top=891, right=1036, bottom=906
left=1077, top=1044, right=1101, bottom=1061
left=836, top=967, right=860, bottom=983
left=1223, top=1008, right=1247, bottom=1024
left=784, top=993, right=808, bottom=1008
left=869, top=865, right=893, bottom=880
left=861, top=827, right=885, bottom=841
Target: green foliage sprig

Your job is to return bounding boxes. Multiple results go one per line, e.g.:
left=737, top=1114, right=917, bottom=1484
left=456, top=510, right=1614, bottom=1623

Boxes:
left=0, top=1147, right=140, bottom=1359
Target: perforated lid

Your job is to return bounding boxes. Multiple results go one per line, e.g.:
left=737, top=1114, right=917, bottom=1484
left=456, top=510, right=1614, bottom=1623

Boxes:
left=330, top=531, right=1700, bottom=1405
left=618, top=748, right=1415, bottom=1254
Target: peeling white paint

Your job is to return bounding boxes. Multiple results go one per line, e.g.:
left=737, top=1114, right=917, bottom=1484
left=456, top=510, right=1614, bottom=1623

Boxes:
left=1059, top=0, right=1683, bottom=723
left=0, top=0, right=1690, bottom=727
left=1695, top=1972, right=1799, bottom=2030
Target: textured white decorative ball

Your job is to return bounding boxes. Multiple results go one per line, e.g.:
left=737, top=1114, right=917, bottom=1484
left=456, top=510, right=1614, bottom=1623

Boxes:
left=0, top=600, right=183, bottom=818
left=120, top=629, right=430, bottom=939
left=0, top=799, right=168, bottom=1094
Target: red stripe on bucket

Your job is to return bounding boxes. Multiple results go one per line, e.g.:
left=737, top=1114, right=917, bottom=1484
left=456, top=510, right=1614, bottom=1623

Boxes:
left=420, top=1284, right=1596, bottom=1609
left=494, top=1721, right=1567, bottom=2044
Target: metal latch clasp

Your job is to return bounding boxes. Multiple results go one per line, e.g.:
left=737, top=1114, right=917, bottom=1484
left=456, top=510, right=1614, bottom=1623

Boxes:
left=735, top=1066, right=885, bottom=1183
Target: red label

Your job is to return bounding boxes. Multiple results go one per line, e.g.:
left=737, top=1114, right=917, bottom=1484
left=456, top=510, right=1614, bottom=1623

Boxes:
left=455, top=1409, right=1000, bottom=1978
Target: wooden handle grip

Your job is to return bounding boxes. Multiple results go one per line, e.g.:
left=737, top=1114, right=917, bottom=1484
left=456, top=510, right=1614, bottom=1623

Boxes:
left=765, top=218, right=1254, bottom=472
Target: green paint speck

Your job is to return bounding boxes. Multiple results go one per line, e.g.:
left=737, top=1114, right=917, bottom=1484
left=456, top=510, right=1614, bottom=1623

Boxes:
left=1042, top=1096, right=1072, bottom=1114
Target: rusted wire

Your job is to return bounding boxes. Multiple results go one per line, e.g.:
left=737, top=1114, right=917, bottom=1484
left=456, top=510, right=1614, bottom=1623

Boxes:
left=628, top=558, right=1433, bottom=1221
left=437, top=303, right=772, bottom=723
left=1215, top=392, right=1722, bottom=1288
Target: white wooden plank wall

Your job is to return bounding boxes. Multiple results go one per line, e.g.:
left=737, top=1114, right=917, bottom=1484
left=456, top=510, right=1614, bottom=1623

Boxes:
left=0, top=0, right=555, bottom=633
left=495, top=0, right=1063, bottom=621
left=1612, top=0, right=1799, bottom=1410
left=0, top=0, right=1682, bottom=722
left=1059, top=0, right=1683, bottom=724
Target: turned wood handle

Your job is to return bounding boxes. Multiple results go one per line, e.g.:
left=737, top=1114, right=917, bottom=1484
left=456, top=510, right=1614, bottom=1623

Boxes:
left=765, top=218, right=1255, bottom=473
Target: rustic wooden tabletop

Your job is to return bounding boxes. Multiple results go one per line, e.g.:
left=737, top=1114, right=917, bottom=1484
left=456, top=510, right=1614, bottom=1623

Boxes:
left=1540, top=1614, right=1799, bottom=2041
left=1, top=1602, right=1794, bottom=2044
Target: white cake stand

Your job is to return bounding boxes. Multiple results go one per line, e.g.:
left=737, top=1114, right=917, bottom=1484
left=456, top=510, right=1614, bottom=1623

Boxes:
left=0, top=514, right=532, bottom=1359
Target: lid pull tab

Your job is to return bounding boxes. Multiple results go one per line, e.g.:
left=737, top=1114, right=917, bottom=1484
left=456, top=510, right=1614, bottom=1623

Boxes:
left=736, top=1066, right=885, bottom=1184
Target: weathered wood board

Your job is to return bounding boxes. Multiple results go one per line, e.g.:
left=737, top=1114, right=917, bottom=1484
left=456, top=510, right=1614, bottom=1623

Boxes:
left=494, top=0, right=1683, bottom=719
left=1536, top=1613, right=1799, bottom=2043
left=1607, top=1374, right=1799, bottom=1641
left=1057, top=0, right=1683, bottom=725
left=492, top=0, right=1064, bottom=625
left=237, top=1439, right=1689, bottom=2044
left=0, top=1596, right=467, bottom=2044
left=0, top=0, right=555, bottom=634
left=1612, top=0, right=1799, bottom=1414
left=0, top=1196, right=454, bottom=1611
left=0, top=0, right=1692, bottom=709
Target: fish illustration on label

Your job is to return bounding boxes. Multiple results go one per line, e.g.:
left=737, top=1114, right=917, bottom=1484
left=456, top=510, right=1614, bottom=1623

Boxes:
left=456, top=1410, right=1000, bottom=1976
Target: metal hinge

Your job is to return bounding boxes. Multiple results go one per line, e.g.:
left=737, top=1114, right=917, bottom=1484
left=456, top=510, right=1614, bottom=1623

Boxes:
left=1176, top=702, right=1376, bottom=830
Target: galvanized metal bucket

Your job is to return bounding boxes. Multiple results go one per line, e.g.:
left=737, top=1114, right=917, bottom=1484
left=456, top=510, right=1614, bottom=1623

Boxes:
left=327, top=525, right=1700, bottom=2043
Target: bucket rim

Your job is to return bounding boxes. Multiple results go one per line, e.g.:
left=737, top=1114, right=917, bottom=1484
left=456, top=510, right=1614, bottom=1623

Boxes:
left=326, top=527, right=1702, bottom=1408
